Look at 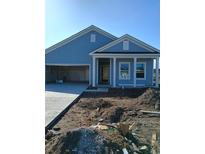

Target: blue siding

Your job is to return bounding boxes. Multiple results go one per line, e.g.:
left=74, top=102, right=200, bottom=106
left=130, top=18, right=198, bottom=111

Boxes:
left=46, top=30, right=114, bottom=65
left=116, top=58, right=134, bottom=85
left=106, top=41, right=150, bottom=52
left=136, top=58, right=153, bottom=86
left=115, top=58, right=153, bottom=86
left=93, top=58, right=153, bottom=86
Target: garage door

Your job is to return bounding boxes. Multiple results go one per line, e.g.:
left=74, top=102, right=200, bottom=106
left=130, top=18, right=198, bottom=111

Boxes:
left=46, top=65, right=89, bottom=83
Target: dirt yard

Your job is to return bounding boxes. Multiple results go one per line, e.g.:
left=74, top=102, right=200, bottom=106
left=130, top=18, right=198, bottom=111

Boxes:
left=45, top=88, right=160, bottom=154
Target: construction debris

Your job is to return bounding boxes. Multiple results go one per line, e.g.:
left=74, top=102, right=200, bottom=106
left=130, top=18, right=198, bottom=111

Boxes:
left=117, top=122, right=130, bottom=136
left=122, top=148, right=129, bottom=154
left=140, top=110, right=160, bottom=115
left=46, top=88, right=160, bottom=154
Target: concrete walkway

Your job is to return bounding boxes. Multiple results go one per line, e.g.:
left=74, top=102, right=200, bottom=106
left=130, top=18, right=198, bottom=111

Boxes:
left=45, top=83, right=88, bottom=126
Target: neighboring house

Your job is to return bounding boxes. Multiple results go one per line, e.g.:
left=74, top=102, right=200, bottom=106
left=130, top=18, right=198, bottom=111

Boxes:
left=46, top=25, right=160, bottom=87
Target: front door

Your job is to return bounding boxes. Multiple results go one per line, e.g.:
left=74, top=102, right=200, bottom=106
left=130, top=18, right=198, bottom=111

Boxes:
left=99, top=62, right=109, bottom=84
left=102, top=64, right=109, bottom=83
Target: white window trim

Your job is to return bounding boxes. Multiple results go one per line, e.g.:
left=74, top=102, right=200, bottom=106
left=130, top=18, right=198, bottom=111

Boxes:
left=90, top=34, right=96, bottom=42
left=136, top=62, right=146, bottom=80
left=123, top=40, right=129, bottom=50
left=119, top=62, right=130, bottom=80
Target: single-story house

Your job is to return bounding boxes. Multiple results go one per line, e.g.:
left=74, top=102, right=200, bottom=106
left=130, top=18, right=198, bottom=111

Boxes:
left=45, top=25, right=160, bottom=87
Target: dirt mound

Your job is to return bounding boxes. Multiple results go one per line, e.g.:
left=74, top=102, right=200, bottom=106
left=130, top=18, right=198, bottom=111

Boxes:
left=78, top=98, right=112, bottom=110
left=137, top=88, right=160, bottom=110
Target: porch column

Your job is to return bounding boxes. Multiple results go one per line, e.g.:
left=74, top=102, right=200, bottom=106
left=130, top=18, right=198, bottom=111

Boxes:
left=152, top=59, right=154, bottom=86
left=96, top=58, right=98, bottom=85
left=156, top=57, right=159, bottom=87
left=110, top=58, right=112, bottom=85
left=133, top=57, right=137, bottom=87
left=92, top=56, right=96, bottom=87
left=113, top=57, right=116, bottom=87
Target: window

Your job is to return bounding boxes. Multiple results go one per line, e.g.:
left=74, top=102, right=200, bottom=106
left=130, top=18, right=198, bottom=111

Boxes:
left=119, top=62, right=130, bottom=80
left=90, top=34, right=96, bottom=42
left=136, top=63, right=146, bottom=79
left=123, top=40, right=129, bottom=50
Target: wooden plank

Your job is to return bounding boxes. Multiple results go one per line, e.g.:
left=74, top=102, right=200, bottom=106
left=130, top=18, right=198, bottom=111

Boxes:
left=140, top=110, right=160, bottom=115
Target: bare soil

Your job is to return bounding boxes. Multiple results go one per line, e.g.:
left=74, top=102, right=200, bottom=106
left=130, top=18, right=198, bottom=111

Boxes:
left=46, top=88, right=160, bottom=154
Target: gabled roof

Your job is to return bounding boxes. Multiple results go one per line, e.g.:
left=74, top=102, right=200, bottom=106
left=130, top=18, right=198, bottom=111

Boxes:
left=89, top=34, right=159, bottom=55
left=46, top=25, right=117, bottom=54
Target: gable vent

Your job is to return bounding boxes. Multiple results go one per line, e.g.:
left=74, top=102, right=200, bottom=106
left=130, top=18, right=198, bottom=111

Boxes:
left=123, top=40, right=129, bottom=50
left=90, top=34, right=96, bottom=42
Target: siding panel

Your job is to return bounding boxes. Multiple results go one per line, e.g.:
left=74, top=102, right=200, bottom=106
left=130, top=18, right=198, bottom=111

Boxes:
left=46, top=31, right=114, bottom=65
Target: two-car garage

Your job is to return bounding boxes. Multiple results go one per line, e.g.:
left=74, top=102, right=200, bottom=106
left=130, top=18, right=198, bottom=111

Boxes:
left=46, top=65, right=90, bottom=83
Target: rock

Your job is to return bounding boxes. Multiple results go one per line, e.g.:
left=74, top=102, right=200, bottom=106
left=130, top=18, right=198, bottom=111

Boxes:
left=96, top=124, right=109, bottom=130
left=97, top=107, right=100, bottom=112
left=132, top=143, right=140, bottom=152
left=116, top=149, right=121, bottom=154
left=140, top=145, right=148, bottom=151
left=52, top=128, right=108, bottom=154
left=122, top=148, right=129, bottom=154
left=127, top=110, right=137, bottom=116
left=98, top=118, right=104, bottom=122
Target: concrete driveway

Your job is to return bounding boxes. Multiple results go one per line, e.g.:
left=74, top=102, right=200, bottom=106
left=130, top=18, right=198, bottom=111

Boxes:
left=45, top=83, right=88, bottom=126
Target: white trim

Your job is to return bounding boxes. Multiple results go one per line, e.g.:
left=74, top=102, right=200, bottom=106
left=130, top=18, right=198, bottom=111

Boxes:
left=89, top=65, right=91, bottom=85
left=45, top=63, right=90, bottom=66
left=152, top=59, right=154, bottom=85
left=90, top=34, right=159, bottom=55
left=119, top=62, right=131, bottom=80
left=113, top=57, right=116, bottom=87
left=156, top=57, right=159, bottom=87
left=110, top=58, right=112, bottom=85
left=133, top=57, right=137, bottom=87
left=46, top=25, right=117, bottom=54
left=92, top=57, right=96, bottom=87
left=136, top=62, right=146, bottom=80
left=91, top=54, right=159, bottom=59
left=96, top=58, right=98, bottom=85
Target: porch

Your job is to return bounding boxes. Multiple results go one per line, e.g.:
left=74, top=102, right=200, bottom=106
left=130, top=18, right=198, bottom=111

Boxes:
left=92, top=54, right=159, bottom=88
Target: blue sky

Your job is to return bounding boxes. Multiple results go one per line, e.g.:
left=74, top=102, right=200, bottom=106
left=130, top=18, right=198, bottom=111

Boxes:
left=46, top=0, right=160, bottom=49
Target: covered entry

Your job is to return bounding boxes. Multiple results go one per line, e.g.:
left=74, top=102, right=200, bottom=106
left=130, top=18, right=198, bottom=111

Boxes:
left=97, top=58, right=111, bottom=85
left=46, top=65, right=90, bottom=83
